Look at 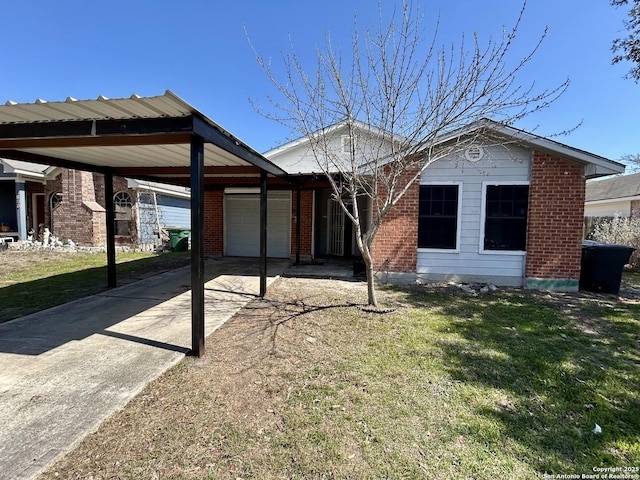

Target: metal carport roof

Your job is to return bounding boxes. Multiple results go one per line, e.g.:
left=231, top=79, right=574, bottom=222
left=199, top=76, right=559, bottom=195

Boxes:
left=0, top=91, right=288, bottom=357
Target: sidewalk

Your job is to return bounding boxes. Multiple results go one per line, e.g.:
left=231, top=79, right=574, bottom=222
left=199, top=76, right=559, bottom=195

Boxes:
left=0, top=257, right=289, bottom=480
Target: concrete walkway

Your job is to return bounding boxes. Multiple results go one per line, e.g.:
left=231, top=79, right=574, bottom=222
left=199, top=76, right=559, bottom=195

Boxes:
left=0, top=257, right=289, bottom=480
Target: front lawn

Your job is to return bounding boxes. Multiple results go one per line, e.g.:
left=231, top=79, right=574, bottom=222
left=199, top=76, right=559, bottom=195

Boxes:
left=40, top=278, right=640, bottom=479
left=0, top=249, right=190, bottom=323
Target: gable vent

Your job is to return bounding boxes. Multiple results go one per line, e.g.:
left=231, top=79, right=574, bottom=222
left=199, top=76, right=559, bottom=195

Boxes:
left=464, top=146, right=484, bottom=162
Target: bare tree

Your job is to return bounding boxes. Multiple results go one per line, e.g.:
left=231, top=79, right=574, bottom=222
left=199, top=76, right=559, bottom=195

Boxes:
left=250, top=1, right=568, bottom=306
left=611, top=0, right=640, bottom=82
left=621, top=153, right=640, bottom=172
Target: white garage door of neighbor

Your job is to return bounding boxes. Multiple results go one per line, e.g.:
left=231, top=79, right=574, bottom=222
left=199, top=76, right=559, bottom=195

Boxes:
left=225, top=191, right=291, bottom=258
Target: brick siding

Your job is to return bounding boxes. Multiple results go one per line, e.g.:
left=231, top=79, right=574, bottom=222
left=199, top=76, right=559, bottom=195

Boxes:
left=371, top=168, right=419, bottom=272
left=291, top=190, right=313, bottom=256
left=43, top=169, right=136, bottom=246
left=204, top=190, right=224, bottom=254
left=525, top=152, right=585, bottom=281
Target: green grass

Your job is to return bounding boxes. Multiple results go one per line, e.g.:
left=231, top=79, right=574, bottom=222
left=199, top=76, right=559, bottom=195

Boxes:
left=0, top=250, right=190, bottom=323
left=260, top=288, right=640, bottom=478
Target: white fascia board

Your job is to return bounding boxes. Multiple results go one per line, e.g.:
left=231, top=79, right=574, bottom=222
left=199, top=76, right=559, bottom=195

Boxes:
left=485, top=125, right=625, bottom=177
left=127, top=178, right=191, bottom=199
left=7, top=169, right=47, bottom=182
left=43, top=166, right=61, bottom=180
left=586, top=195, right=640, bottom=206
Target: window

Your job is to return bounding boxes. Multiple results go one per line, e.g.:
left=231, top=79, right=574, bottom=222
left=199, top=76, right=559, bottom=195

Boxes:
left=341, top=135, right=354, bottom=154
left=483, top=184, right=529, bottom=251
left=114, top=191, right=132, bottom=236
left=49, top=192, right=62, bottom=231
left=50, top=192, right=62, bottom=211
left=418, top=184, right=460, bottom=249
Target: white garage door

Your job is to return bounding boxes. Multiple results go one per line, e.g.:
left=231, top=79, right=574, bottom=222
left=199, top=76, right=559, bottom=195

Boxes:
left=225, top=191, right=291, bottom=258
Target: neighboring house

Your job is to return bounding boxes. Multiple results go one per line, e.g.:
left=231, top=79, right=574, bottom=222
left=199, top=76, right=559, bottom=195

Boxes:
left=0, top=159, right=60, bottom=240
left=0, top=160, right=191, bottom=248
left=585, top=172, right=640, bottom=218
left=127, top=179, right=191, bottom=250
left=214, top=119, right=621, bottom=291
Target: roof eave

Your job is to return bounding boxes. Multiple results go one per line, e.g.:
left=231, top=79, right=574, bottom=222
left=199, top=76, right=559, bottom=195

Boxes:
left=429, top=119, right=625, bottom=179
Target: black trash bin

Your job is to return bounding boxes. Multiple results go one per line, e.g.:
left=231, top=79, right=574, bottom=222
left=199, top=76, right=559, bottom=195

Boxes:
left=580, top=240, right=635, bottom=294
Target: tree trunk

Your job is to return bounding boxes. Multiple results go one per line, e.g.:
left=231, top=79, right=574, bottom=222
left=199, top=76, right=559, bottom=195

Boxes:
left=360, top=243, right=378, bottom=307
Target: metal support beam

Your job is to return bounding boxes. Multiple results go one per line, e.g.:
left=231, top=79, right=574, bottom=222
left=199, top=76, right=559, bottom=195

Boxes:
left=104, top=171, right=117, bottom=288
left=259, top=170, right=267, bottom=297
left=295, top=187, right=301, bottom=265
left=190, top=135, right=206, bottom=357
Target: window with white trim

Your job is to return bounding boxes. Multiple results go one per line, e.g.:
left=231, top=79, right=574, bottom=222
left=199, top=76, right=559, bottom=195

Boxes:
left=341, top=135, right=354, bottom=154
left=418, top=184, right=460, bottom=249
left=483, top=184, right=529, bottom=251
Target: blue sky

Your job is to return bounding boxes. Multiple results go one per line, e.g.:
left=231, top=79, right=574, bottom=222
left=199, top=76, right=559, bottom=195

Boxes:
left=0, top=1, right=637, bottom=165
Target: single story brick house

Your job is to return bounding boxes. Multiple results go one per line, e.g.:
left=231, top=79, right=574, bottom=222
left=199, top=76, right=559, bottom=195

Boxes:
left=201, top=119, right=624, bottom=291
left=1, top=95, right=625, bottom=292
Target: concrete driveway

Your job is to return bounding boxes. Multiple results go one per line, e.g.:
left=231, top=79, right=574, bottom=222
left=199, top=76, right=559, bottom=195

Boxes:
left=0, top=257, right=289, bottom=480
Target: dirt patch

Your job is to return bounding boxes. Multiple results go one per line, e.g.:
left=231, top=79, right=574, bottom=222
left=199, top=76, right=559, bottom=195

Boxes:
left=40, top=277, right=373, bottom=479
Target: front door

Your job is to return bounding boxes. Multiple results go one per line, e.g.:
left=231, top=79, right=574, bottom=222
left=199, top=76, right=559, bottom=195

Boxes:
left=32, top=193, right=45, bottom=232
left=327, top=199, right=344, bottom=256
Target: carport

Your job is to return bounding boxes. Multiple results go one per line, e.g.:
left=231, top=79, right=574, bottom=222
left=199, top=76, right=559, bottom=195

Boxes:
left=0, top=91, right=288, bottom=357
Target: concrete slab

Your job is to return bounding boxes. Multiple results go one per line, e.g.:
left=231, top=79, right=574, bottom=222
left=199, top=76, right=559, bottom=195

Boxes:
left=283, top=257, right=360, bottom=280
left=0, top=257, right=289, bottom=480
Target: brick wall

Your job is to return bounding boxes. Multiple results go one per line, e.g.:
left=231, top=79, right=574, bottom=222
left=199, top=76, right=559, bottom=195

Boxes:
left=371, top=169, right=419, bottom=272
left=43, top=169, right=136, bottom=246
left=291, top=190, right=313, bottom=256
left=44, top=170, right=97, bottom=244
left=525, top=152, right=585, bottom=283
left=632, top=200, right=640, bottom=218
left=204, top=190, right=223, bottom=254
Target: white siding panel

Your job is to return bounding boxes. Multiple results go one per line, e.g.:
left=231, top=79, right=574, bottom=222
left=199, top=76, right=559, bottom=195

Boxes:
left=584, top=201, right=631, bottom=217
left=417, top=253, right=525, bottom=276
left=418, top=144, right=531, bottom=284
left=157, top=195, right=190, bottom=228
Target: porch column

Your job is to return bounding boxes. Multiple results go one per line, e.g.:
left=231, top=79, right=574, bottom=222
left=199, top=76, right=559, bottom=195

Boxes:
left=104, top=171, right=117, bottom=288
left=190, top=135, right=206, bottom=357
left=259, top=170, right=267, bottom=297
left=15, top=180, right=27, bottom=240
left=295, top=186, right=301, bottom=265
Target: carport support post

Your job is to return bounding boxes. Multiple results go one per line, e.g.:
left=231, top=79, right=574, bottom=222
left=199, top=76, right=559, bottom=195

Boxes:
left=259, top=170, right=267, bottom=297
left=104, top=171, right=117, bottom=288
left=190, top=136, right=206, bottom=357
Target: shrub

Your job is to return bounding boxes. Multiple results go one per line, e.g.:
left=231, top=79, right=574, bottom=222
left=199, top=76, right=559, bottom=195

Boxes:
left=588, top=215, right=640, bottom=270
